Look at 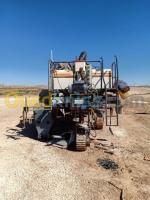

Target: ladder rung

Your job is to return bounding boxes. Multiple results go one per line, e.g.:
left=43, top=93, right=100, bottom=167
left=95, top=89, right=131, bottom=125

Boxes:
left=106, top=124, right=118, bottom=126
left=106, top=116, right=117, bottom=118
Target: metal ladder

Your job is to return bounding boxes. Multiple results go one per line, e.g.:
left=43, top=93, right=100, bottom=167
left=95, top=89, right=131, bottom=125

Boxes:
left=104, top=57, right=119, bottom=126
left=105, top=94, right=119, bottom=126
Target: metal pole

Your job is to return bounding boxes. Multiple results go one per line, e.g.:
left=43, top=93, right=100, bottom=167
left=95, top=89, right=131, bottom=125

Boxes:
left=48, top=60, right=50, bottom=91
left=100, top=57, right=103, bottom=89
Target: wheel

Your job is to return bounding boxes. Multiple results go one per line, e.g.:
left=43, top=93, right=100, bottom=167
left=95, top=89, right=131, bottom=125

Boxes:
left=89, top=109, right=104, bottom=130
left=94, top=117, right=104, bottom=129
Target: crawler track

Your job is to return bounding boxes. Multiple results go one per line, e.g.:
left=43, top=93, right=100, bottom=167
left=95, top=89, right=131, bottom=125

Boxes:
left=76, top=133, right=87, bottom=151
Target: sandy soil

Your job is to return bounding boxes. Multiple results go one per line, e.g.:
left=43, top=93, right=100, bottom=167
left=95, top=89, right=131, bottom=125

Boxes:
left=0, top=95, right=150, bottom=200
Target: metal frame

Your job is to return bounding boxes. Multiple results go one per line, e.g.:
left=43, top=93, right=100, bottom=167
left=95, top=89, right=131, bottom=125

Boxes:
left=48, top=57, right=119, bottom=127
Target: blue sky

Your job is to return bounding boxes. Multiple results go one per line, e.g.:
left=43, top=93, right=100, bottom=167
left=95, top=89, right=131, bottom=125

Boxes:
left=0, top=0, right=150, bottom=85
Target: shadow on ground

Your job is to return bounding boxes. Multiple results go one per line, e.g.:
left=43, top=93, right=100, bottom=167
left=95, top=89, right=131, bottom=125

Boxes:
left=6, top=121, right=38, bottom=141
left=5, top=120, right=73, bottom=150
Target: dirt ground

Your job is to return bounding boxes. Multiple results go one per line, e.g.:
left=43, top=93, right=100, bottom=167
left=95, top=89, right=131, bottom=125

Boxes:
left=0, top=90, right=150, bottom=200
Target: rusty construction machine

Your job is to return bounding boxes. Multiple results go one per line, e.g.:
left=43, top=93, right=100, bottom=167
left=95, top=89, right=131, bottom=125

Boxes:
left=22, top=52, right=129, bottom=151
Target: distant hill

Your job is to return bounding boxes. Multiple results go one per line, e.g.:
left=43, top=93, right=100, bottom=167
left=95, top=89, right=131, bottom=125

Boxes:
left=0, top=85, right=47, bottom=96
left=131, top=85, right=150, bottom=87
left=0, top=85, right=47, bottom=89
